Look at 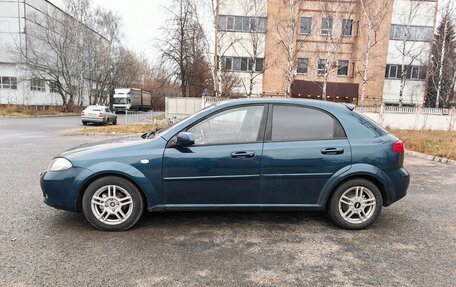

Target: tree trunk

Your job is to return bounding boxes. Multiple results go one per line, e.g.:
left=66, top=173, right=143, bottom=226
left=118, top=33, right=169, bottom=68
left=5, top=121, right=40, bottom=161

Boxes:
left=436, top=17, right=448, bottom=108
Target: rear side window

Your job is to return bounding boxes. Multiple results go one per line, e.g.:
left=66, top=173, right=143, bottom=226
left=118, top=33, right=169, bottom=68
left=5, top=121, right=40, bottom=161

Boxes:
left=352, top=111, right=388, bottom=136
left=271, top=105, right=345, bottom=141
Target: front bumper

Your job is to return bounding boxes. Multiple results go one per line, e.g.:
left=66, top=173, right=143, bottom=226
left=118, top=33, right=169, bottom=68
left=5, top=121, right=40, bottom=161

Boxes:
left=40, top=167, right=90, bottom=212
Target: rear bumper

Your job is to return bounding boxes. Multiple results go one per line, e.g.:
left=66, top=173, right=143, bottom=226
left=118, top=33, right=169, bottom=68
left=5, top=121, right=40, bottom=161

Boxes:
left=81, top=117, right=104, bottom=123
left=383, top=167, right=410, bottom=206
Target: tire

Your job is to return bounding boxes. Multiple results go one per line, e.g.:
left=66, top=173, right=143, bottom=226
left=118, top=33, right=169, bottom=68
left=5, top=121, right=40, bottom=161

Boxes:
left=82, top=121, right=88, bottom=126
left=113, top=118, right=117, bottom=125
left=328, top=179, right=383, bottom=230
left=82, top=176, right=145, bottom=231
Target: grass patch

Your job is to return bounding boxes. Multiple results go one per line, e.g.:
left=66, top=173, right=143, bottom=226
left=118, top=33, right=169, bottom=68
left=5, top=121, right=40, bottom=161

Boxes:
left=0, top=105, right=79, bottom=117
left=78, top=123, right=168, bottom=135
left=390, top=129, right=456, bottom=160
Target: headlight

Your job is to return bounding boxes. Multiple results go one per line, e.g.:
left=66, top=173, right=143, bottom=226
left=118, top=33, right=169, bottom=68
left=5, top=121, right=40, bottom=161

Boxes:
left=48, top=158, right=72, bottom=172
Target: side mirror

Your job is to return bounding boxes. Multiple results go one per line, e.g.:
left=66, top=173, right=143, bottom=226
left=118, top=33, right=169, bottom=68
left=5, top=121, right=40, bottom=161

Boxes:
left=176, top=132, right=195, bottom=146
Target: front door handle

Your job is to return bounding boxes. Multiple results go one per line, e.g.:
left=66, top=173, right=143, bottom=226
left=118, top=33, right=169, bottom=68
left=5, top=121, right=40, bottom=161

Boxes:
left=321, top=147, right=344, bottom=155
left=230, top=151, right=255, bottom=158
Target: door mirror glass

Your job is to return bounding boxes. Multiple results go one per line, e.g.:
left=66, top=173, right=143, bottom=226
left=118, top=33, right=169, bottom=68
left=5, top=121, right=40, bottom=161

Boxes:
left=176, top=132, right=195, bottom=146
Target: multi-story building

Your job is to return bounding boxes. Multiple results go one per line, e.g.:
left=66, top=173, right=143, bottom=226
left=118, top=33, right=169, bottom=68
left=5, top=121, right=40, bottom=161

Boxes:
left=0, top=0, right=97, bottom=106
left=217, top=0, right=438, bottom=106
left=217, top=0, right=268, bottom=98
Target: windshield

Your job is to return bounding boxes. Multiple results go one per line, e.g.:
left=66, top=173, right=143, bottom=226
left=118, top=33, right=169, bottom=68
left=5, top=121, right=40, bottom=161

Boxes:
left=113, top=98, right=127, bottom=104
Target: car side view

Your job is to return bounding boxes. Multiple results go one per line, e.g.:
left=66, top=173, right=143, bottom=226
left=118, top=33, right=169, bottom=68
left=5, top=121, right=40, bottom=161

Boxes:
left=40, top=99, right=409, bottom=231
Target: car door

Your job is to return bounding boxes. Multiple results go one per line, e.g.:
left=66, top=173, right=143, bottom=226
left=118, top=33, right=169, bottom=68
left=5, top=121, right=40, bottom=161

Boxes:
left=260, top=104, right=352, bottom=206
left=162, top=105, right=267, bottom=207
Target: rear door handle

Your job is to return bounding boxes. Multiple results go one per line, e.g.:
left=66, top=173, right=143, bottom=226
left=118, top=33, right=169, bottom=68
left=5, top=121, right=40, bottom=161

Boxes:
left=321, top=147, right=344, bottom=155
left=230, top=151, right=255, bottom=158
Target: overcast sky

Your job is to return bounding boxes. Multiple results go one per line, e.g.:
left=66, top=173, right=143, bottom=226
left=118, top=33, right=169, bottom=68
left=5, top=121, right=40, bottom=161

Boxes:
left=51, top=0, right=169, bottom=62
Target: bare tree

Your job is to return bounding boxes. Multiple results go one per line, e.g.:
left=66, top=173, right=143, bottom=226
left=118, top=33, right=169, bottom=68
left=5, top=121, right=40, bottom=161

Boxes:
left=358, top=0, right=392, bottom=107
left=14, top=0, right=127, bottom=109
left=196, top=0, right=245, bottom=98
left=317, top=0, right=358, bottom=100
left=159, top=0, right=211, bottom=98
left=271, top=0, right=304, bottom=98
left=427, top=2, right=456, bottom=108
left=232, top=0, right=268, bottom=97
left=393, top=1, right=432, bottom=106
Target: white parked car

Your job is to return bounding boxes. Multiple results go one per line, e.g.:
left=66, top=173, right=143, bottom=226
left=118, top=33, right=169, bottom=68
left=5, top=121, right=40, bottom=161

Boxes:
left=81, top=105, right=117, bottom=126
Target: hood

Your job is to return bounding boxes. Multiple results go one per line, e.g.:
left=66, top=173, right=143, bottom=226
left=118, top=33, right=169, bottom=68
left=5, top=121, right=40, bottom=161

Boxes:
left=58, top=135, right=164, bottom=161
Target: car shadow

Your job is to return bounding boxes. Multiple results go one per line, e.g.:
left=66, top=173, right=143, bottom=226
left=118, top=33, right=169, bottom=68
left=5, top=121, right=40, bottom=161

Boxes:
left=50, top=210, right=334, bottom=232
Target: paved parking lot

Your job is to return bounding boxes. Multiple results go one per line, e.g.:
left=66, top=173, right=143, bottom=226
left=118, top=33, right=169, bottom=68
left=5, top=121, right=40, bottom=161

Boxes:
left=0, top=116, right=455, bottom=286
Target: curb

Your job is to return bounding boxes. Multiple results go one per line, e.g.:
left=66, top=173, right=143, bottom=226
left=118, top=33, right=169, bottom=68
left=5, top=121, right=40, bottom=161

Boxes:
left=406, top=150, right=456, bottom=165
left=64, top=131, right=138, bottom=137
left=0, top=114, right=79, bottom=119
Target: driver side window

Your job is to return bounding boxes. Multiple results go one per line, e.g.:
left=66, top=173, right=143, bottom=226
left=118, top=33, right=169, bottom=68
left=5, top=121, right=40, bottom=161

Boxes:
left=188, top=105, right=264, bottom=145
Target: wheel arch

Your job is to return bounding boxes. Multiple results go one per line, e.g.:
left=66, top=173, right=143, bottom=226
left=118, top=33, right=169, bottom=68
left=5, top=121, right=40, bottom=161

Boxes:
left=319, top=164, right=390, bottom=209
left=77, top=172, right=148, bottom=212
left=73, top=164, right=161, bottom=212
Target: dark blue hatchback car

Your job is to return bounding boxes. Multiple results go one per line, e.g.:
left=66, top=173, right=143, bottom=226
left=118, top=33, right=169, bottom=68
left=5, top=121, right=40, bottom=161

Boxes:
left=40, top=99, right=409, bottom=231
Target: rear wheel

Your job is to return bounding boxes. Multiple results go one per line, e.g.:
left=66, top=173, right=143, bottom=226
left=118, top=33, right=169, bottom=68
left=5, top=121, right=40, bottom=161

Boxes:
left=82, top=121, right=88, bottom=126
left=82, top=176, right=145, bottom=231
left=328, top=179, right=382, bottom=230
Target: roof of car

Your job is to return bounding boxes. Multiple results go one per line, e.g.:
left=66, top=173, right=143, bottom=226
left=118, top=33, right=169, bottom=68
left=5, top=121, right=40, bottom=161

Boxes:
left=86, top=105, right=108, bottom=109
left=211, top=98, right=353, bottom=112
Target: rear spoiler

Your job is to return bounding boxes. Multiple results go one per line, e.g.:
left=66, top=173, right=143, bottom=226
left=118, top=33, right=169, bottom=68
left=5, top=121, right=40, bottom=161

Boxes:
left=342, top=103, right=356, bottom=111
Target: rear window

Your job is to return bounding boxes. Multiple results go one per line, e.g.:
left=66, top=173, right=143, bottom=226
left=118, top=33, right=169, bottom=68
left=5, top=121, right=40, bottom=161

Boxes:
left=352, top=111, right=388, bottom=136
left=85, top=106, right=103, bottom=112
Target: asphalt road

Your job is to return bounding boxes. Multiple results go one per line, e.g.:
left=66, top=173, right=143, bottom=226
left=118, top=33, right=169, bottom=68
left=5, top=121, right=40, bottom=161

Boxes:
left=0, top=116, right=455, bottom=286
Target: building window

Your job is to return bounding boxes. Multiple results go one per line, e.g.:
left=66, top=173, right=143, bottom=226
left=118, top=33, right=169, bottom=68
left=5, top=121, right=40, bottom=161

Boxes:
left=31, top=78, right=46, bottom=91
left=219, top=15, right=266, bottom=32
left=255, top=58, right=264, bottom=72
left=390, top=24, right=433, bottom=42
left=297, top=58, right=309, bottom=74
left=223, top=57, right=264, bottom=72
left=337, top=60, right=349, bottom=76
left=321, top=17, right=333, bottom=36
left=342, top=19, right=353, bottom=36
left=385, top=64, right=426, bottom=80
left=224, top=57, right=232, bottom=70
left=386, top=65, right=400, bottom=78
left=410, top=66, right=420, bottom=80
left=226, top=16, right=235, bottom=30
left=0, top=77, right=17, bottom=89
left=300, top=17, right=312, bottom=35
left=48, top=81, right=59, bottom=93
left=317, top=59, right=327, bottom=75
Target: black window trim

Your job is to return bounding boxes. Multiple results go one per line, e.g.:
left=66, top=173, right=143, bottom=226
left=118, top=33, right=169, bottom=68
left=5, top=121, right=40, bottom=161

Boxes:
left=166, top=104, right=268, bottom=148
left=264, top=104, right=347, bottom=143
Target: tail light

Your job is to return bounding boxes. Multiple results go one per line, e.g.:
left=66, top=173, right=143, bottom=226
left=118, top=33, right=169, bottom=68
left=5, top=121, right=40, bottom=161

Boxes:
left=98, top=112, right=104, bottom=118
left=392, top=140, right=405, bottom=153
left=80, top=111, right=85, bottom=116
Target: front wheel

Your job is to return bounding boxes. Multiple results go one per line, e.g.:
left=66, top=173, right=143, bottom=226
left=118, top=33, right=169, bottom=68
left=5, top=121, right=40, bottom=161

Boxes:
left=82, top=176, right=145, bottom=231
left=328, top=179, right=383, bottom=230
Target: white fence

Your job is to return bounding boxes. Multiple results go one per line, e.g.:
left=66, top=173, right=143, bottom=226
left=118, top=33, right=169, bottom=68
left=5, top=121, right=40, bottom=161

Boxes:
left=122, top=111, right=163, bottom=125
left=165, top=97, right=456, bottom=131
left=356, top=106, right=453, bottom=116
left=165, top=97, right=226, bottom=122
left=357, top=106, right=456, bottom=131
